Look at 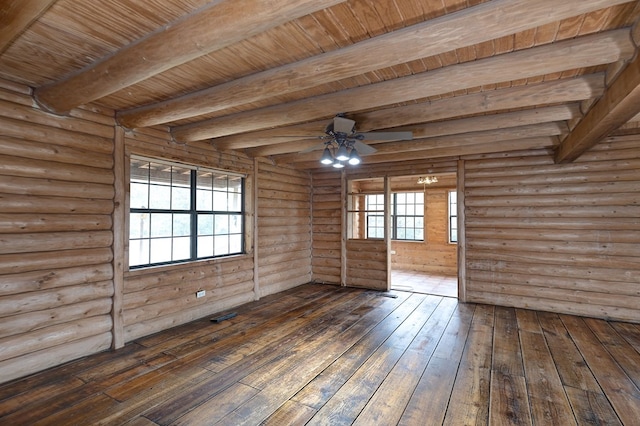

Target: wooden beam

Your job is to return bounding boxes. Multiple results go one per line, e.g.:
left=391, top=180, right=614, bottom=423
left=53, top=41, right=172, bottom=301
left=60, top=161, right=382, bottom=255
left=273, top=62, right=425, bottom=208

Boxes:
left=0, top=0, right=57, bottom=54
left=173, top=30, right=633, bottom=142
left=116, top=0, right=629, bottom=128
left=33, top=0, right=345, bottom=114
left=244, top=104, right=580, bottom=156
left=555, top=46, right=640, bottom=163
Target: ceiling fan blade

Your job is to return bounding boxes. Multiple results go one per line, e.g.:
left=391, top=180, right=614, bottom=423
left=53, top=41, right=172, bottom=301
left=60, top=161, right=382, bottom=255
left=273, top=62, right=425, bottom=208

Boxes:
left=299, top=142, right=328, bottom=153
left=333, top=116, right=356, bottom=134
left=356, top=131, right=413, bottom=141
left=353, top=140, right=377, bottom=155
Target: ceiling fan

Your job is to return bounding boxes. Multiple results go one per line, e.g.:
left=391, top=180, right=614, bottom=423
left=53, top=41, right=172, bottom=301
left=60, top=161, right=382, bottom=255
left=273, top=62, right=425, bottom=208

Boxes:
left=302, top=115, right=413, bottom=168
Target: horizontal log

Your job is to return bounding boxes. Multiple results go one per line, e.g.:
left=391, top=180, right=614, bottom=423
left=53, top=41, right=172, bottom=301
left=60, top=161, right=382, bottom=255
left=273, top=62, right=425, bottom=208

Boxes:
left=258, top=198, right=310, bottom=210
left=0, top=193, right=113, bottom=214
left=466, top=180, right=640, bottom=197
left=346, top=276, right=387, bottom=291
left=467, top=258, right=640, bottom=283
left=0, top=231, right=113, bottom=255
left=466, top=216, right=640, bottom=231
left=0, top=116, right=113, bottom=154
left=0, top=154, right=114, bottom=185
left=466, top=228, right=640, bottom=243
left=258, top=225, right=310, bottom=237
left=467, top=239, right=638, bottom=257
left=258, top=189, right=310, bottom=202
left=259, top=276, right=309, bottom=298
left=469, top=270, right=640, bottom=297
left=258, top=241, right=311, bottom=257
left=0, top=247, right=113, bottom=275
left=0, top=332, right=112, bottom=386
left=0, top=213, right=111, bottom=235
left=465, top=168, right=640, bottom=188
left=0, top=281, right=113, bottom=317
left=466, top=249, right=640, bottom=270
left=466, top=205, right=640, bottom=219
left=466, top=192, right=639, bottom=208
left=0, top=315, right=112, bottom=362
left=311, top=257, right=341, bottom=268
left=312, top=272, right=341, bottom=284
left=258, top=269, right=312, bottom=289
left=0, top=136, right=114, bottom=169
left=0, top=175, right=114, bottom=200
left=0, top=298, right=112, bottom=339
left=258, top=249, right=311, bottom=268
left=0, top=264, right=113, bottom=296
left=259, top=260, right=311, bottom=278
left=259, top=232, right=311, bottom=246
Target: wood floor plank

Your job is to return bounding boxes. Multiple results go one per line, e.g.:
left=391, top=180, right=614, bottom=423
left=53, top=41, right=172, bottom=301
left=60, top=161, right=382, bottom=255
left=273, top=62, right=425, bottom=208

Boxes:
left=398, top=303, right=476, bottom=426
left=519, top=329, right=576, bottom=425
left=442, top=304, right=495, bottom=425
left=352, top=297, right=459, bottom=425
left=561, top=314, right=640, bottom=425
left=564, top=386, right=623, bottom=426
left=584, top=317, right=640, bottom=390
left=610, top=321, right=640, bottom=353
left=488, top=307, right=531, bottom=425
left=261, top=400, right=317, bottom=426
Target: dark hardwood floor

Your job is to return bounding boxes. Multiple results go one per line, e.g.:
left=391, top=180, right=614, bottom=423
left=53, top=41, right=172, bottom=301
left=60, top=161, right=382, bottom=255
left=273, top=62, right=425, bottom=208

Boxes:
left=1, top=283, right=640, bottom=425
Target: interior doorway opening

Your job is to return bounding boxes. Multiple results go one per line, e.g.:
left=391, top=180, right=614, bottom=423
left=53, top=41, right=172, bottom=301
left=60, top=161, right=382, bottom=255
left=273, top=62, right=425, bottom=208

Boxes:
left=387, top=173, right=459, bottom=297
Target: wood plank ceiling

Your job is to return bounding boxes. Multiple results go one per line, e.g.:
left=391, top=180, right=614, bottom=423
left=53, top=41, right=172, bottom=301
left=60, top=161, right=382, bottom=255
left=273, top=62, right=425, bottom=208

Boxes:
left=2, top=0, right=640, bottom=169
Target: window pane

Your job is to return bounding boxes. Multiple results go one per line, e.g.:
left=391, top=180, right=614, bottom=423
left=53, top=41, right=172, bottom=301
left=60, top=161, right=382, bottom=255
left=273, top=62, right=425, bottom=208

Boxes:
left=228, top=177, right=242, bottom=193
left=214, top=174, right=228, bottom=191
left=198, top=214, right=213, bottom=235
left=196, top=189, right=212, bottom=211
left=129, top=213, right=149, bottom=238
left=213, top=191, right=228, bottom=211
left=215, top=235, right=229, bottom=255
left=172, top=186, right=190, bottom=210
left=230, top=234, right=242, bottom=253
left=173, top=214, right=190, bottom=237
left=129, top=239, right=149, bottom=266
left=150, top=238, right=172, bottom=263
left=229, top=214, right=242, bottom=233
left=397, top=229, right=406, bottom=239
left=130, top=183, right=149, bottom=209
left=149, top=185, right=170, bottom=209
left=228, top=192, right=242, bottom=211
left=197, top=171, right=213, bottom=189
left=198, top=236, right=213, bottom=257
left=150, top=213, right=172, bottom=238
left=172, top=237, right=191, bottom=261
left=215, top=214, right=229, bottom=234
left=415, top=229, right=424, bottom=240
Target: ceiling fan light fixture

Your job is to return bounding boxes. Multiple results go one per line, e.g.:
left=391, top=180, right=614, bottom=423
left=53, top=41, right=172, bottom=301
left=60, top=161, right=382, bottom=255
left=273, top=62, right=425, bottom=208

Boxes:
left=332, top=160, right=345, bottom=169
left=320, top=146, right=334, bottom=165
left=348, top=148, right=361, bottom=165
left=335, top=142, right=349, bottom=161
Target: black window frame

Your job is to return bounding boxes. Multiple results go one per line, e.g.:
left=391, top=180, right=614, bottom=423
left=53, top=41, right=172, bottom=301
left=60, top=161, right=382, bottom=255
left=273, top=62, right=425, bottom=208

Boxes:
left=128, top=156, right=245, bottom=270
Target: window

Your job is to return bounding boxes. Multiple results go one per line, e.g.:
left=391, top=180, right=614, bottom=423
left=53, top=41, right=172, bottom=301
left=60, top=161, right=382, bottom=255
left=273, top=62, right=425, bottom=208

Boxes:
left=363, top=192, right=424, bottom=241
left=129, top=156, right=244, bottom=269
left=449, top=190, right=458, bottom=243
left=392, top=192, right=424, bottom=241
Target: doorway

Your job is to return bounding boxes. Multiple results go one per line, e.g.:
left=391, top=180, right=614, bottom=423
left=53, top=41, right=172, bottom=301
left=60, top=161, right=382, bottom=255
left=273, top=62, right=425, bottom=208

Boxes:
left=388, top=173, right=458, bottom=297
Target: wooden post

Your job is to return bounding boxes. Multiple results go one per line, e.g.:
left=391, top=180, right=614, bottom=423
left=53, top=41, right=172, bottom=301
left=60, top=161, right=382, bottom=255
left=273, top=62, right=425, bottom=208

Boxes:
left=253, top=158, right=260, bottom=300
left=384, top=175, right=391, bottom=292
left=457, top=159, right=466, bottom=303
left=340, top=170, right=347, bottom=286
left=111, top=127, right=125, bottom=348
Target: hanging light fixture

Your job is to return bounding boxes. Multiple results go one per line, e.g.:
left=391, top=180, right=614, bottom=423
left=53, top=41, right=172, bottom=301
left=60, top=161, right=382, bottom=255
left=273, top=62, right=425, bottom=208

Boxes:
left=320, top=146, right=334, bottom=165
left=335, top=141, right=349, bottom=161
left=348, top=148, right=361, bottom=165
left=332, top=161, right=345, bottom=168
left=417, top=176, right=438, bottom=185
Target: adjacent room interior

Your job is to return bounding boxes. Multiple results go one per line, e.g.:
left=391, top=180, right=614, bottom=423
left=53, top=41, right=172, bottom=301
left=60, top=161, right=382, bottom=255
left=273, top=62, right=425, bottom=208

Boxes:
left=1, top=0, right=640, bottom=424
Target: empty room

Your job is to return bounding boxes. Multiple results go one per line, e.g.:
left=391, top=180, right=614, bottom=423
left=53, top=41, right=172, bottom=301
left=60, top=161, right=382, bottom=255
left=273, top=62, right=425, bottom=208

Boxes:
left=1, top=0, right=640, bottom=424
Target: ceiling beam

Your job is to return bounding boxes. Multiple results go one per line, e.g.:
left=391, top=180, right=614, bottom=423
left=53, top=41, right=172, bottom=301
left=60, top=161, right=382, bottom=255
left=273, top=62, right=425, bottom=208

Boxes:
left=236, top=103, right=593, bottom=156
left=172, top=29, right=633, bottom=142
left=32, top=0, right=344, bottom=115
left=0, top=0, right=57, bottom=55
left=116, top=0, right=629, bottom=128
left=554, top=45, right=640, bottom=163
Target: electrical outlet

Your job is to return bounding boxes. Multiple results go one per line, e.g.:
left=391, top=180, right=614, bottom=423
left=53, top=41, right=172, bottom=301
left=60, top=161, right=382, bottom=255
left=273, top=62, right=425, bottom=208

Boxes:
left=390, top=250, right=397, bottom=255
left=196, top=290, right=206, bottom=298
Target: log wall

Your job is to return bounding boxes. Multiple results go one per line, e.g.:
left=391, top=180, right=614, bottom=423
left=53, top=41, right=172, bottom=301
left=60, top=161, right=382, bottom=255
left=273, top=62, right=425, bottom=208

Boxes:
left=311, top=171, right=343, bottom=284
left=256, top=159, right=312, bottom=297
left=0, top=79, right=115, bottom=383
left=463, top=137, right=640, bottom=322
